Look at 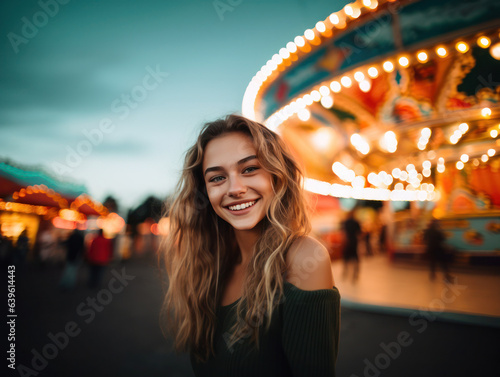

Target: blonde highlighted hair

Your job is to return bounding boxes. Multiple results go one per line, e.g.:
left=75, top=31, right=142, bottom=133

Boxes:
left=161, top=114, right=311, bottom=362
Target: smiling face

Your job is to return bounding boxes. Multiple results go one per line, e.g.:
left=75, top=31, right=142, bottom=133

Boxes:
left=202, top=132, right=274, bottom=231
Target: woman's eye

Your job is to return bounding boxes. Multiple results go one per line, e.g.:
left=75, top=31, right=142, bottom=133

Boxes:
left=244, top=166, right=258, bottom=173
left=209, top=176, right=224, bottom=183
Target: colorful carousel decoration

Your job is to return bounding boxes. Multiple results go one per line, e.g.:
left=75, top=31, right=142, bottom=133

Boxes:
left=242, top=0, right=500, bottom=257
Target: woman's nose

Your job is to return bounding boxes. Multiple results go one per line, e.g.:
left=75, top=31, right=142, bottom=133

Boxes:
left=227, top=175, right=246, bottom=197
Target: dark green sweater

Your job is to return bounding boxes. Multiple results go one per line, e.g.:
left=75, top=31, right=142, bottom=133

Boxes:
left=190, top=281, right=340, bottom=376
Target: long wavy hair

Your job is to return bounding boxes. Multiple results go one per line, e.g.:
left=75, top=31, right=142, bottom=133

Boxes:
left=161, top=114, right=311, bottom=362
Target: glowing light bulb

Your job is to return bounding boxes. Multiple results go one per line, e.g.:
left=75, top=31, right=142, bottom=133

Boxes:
left=279, top=48, right=290, bottom=59
left=320, top=95, right=334, bottom=109
left=487, top=149, right=495, bottom=157
left=341, top=76, right=352, bottom=88
left=319, top=85, right=330, bottom=96
left=298, top=108, right=310, bottom=121
left=311, top=90, right=321, bottom=102
left=359, top=80, right=371, bottom=92
left=456, top=41, right=469, bottom=53
left=329, top=13, right=340, bottom=25
left=315, top=22, right=326, bottom=33
left=286, top=42, right=297, bottom=53
left=491, top=129, right=498, bottom=138
left=398, top=56, right=409, bottom=67
left=354, top=71, right=365, bottom=82
left=460, top=154, right=469, bottom=163
left=304, top=29, right=315, bottom=41
left=477, top=36, right=491, bottom=48
left=383, top=61, right=394, bottom=72
left=330, top=81, right=341, bottom=93
left=491, top=42, right=500, bottom=60
left=417, top=51, right=428, bottom=63
left=367, top=67, right=378, bottom=78
left=459, top=123, right=469, bottom=133
left=294, top=36, right=305, bottom=47
left=482, top=107, right=492, bottom=118
left=456, top=161, right=464, bottom=170
left=436, top=46, right=447, bottom=57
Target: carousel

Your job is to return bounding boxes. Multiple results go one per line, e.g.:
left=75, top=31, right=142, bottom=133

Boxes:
left=242, top=0, right=500, bottom=259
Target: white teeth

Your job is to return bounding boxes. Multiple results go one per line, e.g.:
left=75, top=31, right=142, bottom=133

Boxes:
left=228, top=200, right=256, bottom=211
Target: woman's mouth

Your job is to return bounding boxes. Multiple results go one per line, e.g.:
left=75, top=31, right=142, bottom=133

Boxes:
left=226, top=199, right=259, bottom=212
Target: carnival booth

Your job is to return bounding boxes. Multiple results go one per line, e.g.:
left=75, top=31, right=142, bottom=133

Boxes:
left=242, top=0, right=500, bottom=260
left=0, top=160, right=123, bottom=262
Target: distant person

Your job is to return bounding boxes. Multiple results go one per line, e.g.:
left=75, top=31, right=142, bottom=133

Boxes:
left=378, top=223, right=387, bottom=253
left=363, top=227, right=373, bottom=256
left=59, top=229, right=85, bottom=291
left=13, top=230, right=30, bottom=268
left=423, top=219, right=453, bottom=283
left=39, top=228, right=57, bottom=266
left=86, top=229, right=113, bottom=288
left=342, top=210, right=361, bottom=281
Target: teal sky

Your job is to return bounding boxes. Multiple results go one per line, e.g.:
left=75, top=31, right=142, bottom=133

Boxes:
left=0, top=0, right=345, bottom=210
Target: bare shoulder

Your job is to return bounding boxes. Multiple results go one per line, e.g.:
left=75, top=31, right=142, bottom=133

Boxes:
left=285, top=235, right=334, bottom=290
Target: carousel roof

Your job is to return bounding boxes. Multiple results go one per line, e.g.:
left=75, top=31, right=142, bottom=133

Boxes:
left=242, top=0, right=500, bottom=203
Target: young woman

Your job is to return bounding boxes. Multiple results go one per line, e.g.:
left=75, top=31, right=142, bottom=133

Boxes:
left=162, top=114, right=340, bottom=376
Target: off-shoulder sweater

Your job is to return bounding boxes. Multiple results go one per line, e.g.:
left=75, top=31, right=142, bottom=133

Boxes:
left=190, top=281, right=341, bottom=376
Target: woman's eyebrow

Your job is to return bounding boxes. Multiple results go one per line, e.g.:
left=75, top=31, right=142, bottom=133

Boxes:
left=204, top=155, right=257, bottom=176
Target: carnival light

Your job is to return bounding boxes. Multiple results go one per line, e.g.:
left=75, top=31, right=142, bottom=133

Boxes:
left=298, top=108, right=310, bottom=121
left=487, top=148, right=496, bottom=157
left=436, top=46, right=448, bottom=57
left=456, top=41, right=469, bottom=53
left=304, top=29, right=315, bottom=41
left=359, top=80, right=371, bottom=92
left=392, top=168, right=401, bottom=179
left=482, top=107, right=492, bottom=118
left=320, top=95, right=334, bottom=109
left=382, top=61, right=394, bottom=72
left=329, top=13, right=340, bottom=25
left=350, top=133, right=370, bottom=154
left=344, top=5, right=353, bottom=16
left=481, top=154, right=489, bottom=162
left=319, top=85, right=330, bottom=96
left=286, top=41, right=297, bottom=53
left=332, top=162, right=356, bottom=182
left=417, top=51, right=428, bottom=63
left=477, top=36, right=491, bottom=48
left=456, top=161, right=464, bottom=170
left=490, top=42, right=500, bottom=60
left=398, top=56, right=409, bottom=67
left=341, top=76, right=352, bottom=87
left=311, top=90, right=321, bottom=101
left=330, top=80, right=341, bottom=93
left=367, top=67, right=379, bottom=78
left=460, top=154, right=469, bottom=163
left=459, top=123, right=469, bottom=133
left=491, top=129, right=499, bottom=138
left=294, top=36, right=305, bottom=47
left=316, top=21, right=326, bottom=33
left=354, top=71, right=365, bottom=82
left=279, top=48, right=290, bottom=59
left=379, top=131, right=397, bottom=153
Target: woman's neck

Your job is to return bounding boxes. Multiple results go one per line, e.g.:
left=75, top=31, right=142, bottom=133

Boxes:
left=233, top=227, right=260, bottom=267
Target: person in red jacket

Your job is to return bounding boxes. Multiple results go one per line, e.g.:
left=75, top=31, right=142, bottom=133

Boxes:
left=86, top=229, right=113, bottom=288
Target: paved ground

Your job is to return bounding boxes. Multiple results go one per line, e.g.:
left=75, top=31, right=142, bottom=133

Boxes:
left=3, top=255, right=499, bottom=377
